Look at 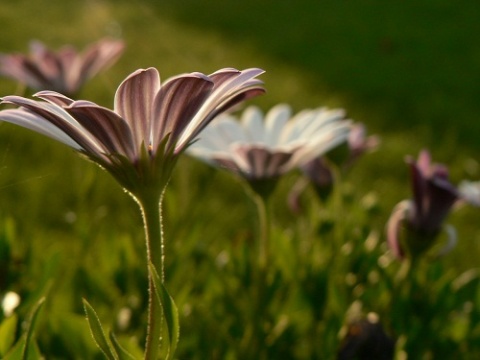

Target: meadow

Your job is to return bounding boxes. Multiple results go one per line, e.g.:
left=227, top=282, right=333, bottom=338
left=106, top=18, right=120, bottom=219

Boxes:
left=1, top=0, right=480, bottom=358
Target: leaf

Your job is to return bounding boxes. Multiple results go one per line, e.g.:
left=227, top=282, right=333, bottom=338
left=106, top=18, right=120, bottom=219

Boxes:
left=3, top=338, right=41, bottom=360
left=3, top=338, right=24, bottom=360
left=3, top=297, right=46, bottom=360
left=109, top=332, right=136, bottom=360
left=82, top=299, right=118, bottom=360
left=148, top=262, right=180, bottom=360
left=22, top=296, right=46, bottom=360
left=0, top=314, right=18, bottom=356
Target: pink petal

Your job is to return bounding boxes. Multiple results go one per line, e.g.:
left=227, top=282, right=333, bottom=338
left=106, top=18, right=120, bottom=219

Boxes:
left=35, top=90, right=75, bottom=106
left=1, top=95, right=103, bottom=156
left=151, top=73, right=213, bottom=153
left=114, top=68, right=160, bottom=150
left=386, top=200, right=411, bottom=259
left=67, top=103, right=136, bottom=160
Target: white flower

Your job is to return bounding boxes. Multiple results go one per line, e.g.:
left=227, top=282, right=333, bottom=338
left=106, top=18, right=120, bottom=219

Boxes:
left=187, top=104, right=351, bottom=180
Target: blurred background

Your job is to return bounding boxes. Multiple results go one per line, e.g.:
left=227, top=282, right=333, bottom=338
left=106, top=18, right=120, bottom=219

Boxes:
left=1, top=0, right=479, bottom=265
left=0, top=0, right=480, bottom=357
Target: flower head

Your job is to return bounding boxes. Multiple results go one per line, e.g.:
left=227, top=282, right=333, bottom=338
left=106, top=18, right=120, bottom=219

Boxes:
left=0, top=38, right=125, bottom=95
left=346, top=122, right=380, bottom=165
left=187, top=104, right=351, bottom=183
left=0, top=67, right=265, bottom=195
left=387, top=150, right=459, bottom=259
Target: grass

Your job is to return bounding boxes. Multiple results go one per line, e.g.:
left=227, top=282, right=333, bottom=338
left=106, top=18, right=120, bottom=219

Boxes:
left=1, top=0, right=480, bottom=358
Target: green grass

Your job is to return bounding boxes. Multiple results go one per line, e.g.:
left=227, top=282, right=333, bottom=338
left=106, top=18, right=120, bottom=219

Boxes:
left=1, top=0, right=480, bottom=358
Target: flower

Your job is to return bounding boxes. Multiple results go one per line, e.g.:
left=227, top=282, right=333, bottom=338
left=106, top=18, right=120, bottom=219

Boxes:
left=0, top=38, right=125, bottom=95
left=301, top=122, right=379, bottom=187
left=0, top=67, right=265, bottom=195
left=187, top=104, right=351, bottom=182
left=346, top=122, right=380, bottom=166
left=387, top=150, right=459, bottom=259
left=458, top=180, right=480, bottom=207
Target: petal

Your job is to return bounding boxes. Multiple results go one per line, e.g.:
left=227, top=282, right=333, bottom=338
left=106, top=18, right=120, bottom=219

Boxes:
left=233, top=145, right=291, bottom=179
left=459, top=180, right=480, bottom=207
left=34, top=90, right=75, bottom=106
left=72, top=39, right=125, bottom=92
left=264, top=150, right=294, bottom=177
left=14, top=57, right=52, bottom=89
left=416, top=149, right=432, bottom=177
left=436, top=224, right=457, bottom=257
left=264, top=104, right=291, bottom=147
left=0, top=108, right=82, bottom=150
left=1, top=95, right=104, bottom=156
left=407, top=155, right=428, bottom=221
left=114, top=68, right=160, bottom=150
left=66, top=103, right=136, bottom=160
left=29, top=40, right=62, bottom=80
left=151, top=73, right=214, bottom=153
left=177, top=68, right=265, bottom=149
left=289, top=121, right=351, bottom=165
left=422, top=177, right=458, bottom=233
left=241, top=106, right=265, bottom=144
left=386, top=200, right=411, bottom=259
left=78, top=39, right=124, bottom=80
left=188, top=116, right=246, bottom=153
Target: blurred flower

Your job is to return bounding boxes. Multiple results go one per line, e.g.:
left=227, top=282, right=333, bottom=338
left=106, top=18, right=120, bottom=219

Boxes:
left=346, top=122, right=380, bottom=166
left=187, top=104, right=351, bottom=184
left=0, top=38, right=125, bottom=95
left=288, top=122, right=378, bottom=212
left=0, top=67, right=265, bottom=195
left=2, top=291, right=20, bottom=317
left=301, top=156, right=335, bottom=189
left=387, top=150, right=459, bottom=259
left=337, top=313, right=395, bottom=360
left=458, top=180, right=480, bottom=207
left=301, top=122, right=379, bottom=188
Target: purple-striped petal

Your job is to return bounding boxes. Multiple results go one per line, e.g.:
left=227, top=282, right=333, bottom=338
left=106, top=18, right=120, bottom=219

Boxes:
left=78, top=39, right=124, bottom=80
left=66, top=103, right=136, bottom=160
left=151, top=73, right=213, bottom=153
left=177, top=68, right=265, bottom=148
left=1, top=95, right=103, bottom=156
left=29, top=41, right=62, bottom=80
left=114, top=68, right=160, bottom=150
left=35, top=90, right=75, bottom=106
left=0, top=108, right=82, bottom=150
left=234, top=146, right=292, bottom=179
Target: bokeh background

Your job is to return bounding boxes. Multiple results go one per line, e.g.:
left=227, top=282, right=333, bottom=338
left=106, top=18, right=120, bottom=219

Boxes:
left=1, top=0, right=480, bottom=358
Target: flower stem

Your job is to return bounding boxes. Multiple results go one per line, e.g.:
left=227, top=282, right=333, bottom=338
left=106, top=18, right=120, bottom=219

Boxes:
left=246, top=190, right=271, bottom=358
left=253, top=192, right=270, bottom=272
left=137, top=192, right=165, bottom=360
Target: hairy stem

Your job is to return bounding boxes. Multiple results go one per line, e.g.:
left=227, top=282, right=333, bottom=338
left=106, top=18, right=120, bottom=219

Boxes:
left=138, top=192, right=164, bottom=360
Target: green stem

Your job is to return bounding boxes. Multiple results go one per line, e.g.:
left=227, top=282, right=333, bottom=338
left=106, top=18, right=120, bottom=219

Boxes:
left=253, top=192, right=270, bottom=272
left=247, top=191, right=271, bottom=359
left=138, top=191, right=165, bottom=360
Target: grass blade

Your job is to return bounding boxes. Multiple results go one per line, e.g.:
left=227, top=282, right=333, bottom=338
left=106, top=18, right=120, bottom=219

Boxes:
left=109, top=332, right=136, bottom=360
left=83, top=299, right=118, bottom=360
left=148, top=262, right=180, bottom=360
left=22, top=297, right=45, bottom=360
